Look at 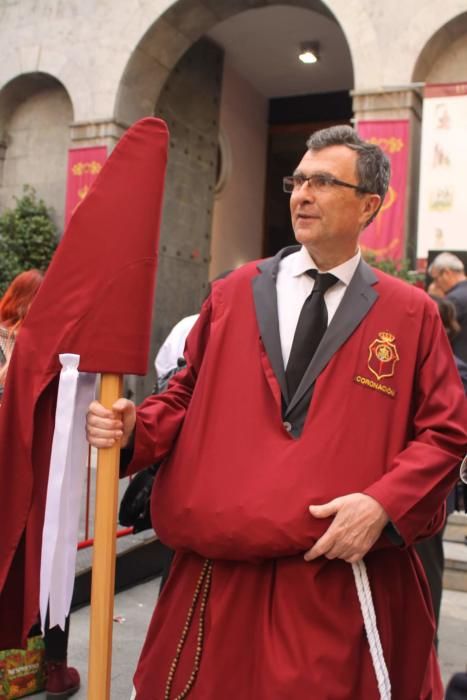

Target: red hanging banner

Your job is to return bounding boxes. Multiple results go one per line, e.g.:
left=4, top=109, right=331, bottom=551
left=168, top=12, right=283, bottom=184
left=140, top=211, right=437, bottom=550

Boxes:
left=64, top=146, right=107, bottom=225
left=357, top=120, right=409, bottom=261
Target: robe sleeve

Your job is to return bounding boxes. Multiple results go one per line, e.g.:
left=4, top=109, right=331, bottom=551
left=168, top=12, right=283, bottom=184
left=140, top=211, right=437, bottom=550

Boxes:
left=364, top=301, right=467, bottom=547
left=124, top=295, right=212, bottom=475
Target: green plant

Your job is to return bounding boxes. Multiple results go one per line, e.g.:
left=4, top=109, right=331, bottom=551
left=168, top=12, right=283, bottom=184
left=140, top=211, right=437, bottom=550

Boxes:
left=0, top=186, right=58, bottom=295
left=362, top=253, right=424, bottom=285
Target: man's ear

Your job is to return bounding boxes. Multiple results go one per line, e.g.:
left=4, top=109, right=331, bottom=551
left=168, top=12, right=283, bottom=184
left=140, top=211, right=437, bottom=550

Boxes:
left=361, top=194, right=381, bottom=226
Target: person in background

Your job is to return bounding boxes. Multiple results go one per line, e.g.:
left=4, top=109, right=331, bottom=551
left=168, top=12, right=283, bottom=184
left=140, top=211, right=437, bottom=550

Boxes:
left=0, top=269, right=43, bottom=398
left=154, top=314, right=199, bottom=389
left=428, top=252, right=467, bottom=363
left=427, top=279, right=445, bottom=298
left=154, top=271, right=232, bottom=390
left=431, top=295, right=467, bottom=391
left=0, top=269, right=80, bottom=699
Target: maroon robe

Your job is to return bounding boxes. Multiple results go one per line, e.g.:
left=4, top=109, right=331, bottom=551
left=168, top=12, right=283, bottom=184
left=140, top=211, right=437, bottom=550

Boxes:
left=127, top=254, right=466, bottom=699
left=0, top=118, right=168, bottom=649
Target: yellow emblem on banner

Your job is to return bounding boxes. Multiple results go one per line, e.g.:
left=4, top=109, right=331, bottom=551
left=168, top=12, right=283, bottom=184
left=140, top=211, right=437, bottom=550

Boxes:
left=368, top=331, right=399, bottom=381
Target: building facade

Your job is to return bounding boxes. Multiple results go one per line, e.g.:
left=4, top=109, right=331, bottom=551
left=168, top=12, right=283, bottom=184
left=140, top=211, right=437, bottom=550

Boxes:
left=0, top=0, right=466, bottom=395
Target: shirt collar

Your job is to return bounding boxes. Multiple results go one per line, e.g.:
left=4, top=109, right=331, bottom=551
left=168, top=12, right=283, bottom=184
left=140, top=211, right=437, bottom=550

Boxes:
left=291, top=246, right=361, bottom=286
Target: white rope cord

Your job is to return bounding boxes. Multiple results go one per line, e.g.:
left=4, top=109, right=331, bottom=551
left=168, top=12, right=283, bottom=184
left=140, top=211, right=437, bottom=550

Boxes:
left=351, top=560, right=391, bottom=700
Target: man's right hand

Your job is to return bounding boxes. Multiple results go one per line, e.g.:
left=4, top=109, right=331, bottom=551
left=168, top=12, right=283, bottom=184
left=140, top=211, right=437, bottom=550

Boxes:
left=86, top=398, right=136, bottom=449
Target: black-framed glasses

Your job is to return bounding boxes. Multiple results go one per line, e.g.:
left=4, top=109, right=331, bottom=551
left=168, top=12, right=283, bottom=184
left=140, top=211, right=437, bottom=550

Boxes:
left=282, top=173, right=374, bottom=195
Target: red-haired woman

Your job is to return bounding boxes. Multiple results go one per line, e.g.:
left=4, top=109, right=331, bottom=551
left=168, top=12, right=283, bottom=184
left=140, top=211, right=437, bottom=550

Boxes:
left=0, top=269, right=80, bottom=698
left=0, top=269, right=43, bottom=398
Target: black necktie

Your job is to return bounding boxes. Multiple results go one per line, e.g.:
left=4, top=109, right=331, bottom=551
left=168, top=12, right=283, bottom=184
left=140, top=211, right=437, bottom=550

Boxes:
left=286, top=270, right=338, bottom=398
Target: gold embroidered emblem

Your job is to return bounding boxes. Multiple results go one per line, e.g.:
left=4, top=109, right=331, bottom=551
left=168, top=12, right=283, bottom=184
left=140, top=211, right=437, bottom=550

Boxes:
left=368, top=331, right=399, bottom=381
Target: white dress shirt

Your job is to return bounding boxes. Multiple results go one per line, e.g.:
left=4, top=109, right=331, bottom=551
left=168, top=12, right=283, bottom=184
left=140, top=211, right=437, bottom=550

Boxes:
left=155, top=314, right=199, bottom=377
left=276, top=247, right=361, bottom=368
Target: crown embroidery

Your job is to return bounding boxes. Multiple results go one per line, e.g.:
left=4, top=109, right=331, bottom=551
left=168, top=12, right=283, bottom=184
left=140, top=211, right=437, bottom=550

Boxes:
left=367, top=331, right=399, bottom=381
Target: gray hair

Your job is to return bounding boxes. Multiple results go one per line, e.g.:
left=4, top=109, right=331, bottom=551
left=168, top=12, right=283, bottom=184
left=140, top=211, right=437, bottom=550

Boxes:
left=428, top=252, right=465, bottom=275
left=306, top=125, right=391, bottom=227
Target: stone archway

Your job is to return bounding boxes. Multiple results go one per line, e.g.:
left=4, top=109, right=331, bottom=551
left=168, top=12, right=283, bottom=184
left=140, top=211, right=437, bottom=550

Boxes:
left=0, top=73, right=73, bottom=227
left=114, top=0, right=349, bottom=127
left=412, top=11, right=467, bottom=82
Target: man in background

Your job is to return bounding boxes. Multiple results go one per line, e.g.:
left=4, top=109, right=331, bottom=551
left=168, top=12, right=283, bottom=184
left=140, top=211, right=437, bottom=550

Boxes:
left=429, top=252, right=467, bottom=362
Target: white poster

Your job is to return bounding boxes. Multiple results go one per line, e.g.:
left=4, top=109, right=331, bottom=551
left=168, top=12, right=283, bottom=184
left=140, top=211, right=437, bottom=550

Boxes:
left=417, top=83, right=467, bottom=259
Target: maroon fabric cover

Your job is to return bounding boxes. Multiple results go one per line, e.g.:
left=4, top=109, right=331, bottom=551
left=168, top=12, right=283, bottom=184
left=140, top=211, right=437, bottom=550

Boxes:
left=125, top=264, right=466, bottom=698
left=0, top=118, right=168, bottom=648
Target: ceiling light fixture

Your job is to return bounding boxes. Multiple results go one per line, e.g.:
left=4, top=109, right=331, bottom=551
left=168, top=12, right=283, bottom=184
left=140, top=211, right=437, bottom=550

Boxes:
left=298, top=41, right=320, bottom=64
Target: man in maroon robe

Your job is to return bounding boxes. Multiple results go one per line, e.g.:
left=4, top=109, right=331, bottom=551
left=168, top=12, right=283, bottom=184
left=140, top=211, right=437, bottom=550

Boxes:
left=87, top=126, right=467, bottom=699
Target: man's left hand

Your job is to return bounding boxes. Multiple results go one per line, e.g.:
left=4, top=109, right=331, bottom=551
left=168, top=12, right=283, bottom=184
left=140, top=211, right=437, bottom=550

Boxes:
left=304, top=493, right=389, bottom=564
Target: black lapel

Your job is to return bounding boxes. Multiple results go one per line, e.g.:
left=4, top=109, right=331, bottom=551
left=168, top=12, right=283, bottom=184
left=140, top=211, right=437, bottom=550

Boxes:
left=284, top=260, right=379, bottom=417
left=252, top=246, right=300, bottom=404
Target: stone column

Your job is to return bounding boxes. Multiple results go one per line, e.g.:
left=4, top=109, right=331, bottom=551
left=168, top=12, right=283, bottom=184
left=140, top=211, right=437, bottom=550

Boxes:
left=352, top=87, right=423, bottom=266
left=69, top=119, right=128, bottom=152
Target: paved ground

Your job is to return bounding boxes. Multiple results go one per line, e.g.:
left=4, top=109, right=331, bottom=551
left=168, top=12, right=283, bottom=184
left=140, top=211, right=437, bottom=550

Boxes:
left=438, top=588, right=467, bottom=684
left=35, top=577, right=161, bottom=700
left=32, top=577, right=467, bottom=700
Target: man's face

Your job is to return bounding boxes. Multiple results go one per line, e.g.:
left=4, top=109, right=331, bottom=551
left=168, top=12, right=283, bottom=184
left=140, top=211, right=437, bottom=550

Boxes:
left=430, top=267, right=457, bottom=294
left=289, top=145, right=379, bottom=259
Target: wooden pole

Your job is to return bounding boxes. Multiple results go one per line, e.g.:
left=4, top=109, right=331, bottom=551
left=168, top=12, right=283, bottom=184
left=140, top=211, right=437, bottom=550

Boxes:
left=87, top=373, right=123, bottom=700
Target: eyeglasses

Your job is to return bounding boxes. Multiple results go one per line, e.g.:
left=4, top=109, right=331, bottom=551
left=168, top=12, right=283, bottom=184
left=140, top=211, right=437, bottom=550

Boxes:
left=282, top=173, right=374, bottom=195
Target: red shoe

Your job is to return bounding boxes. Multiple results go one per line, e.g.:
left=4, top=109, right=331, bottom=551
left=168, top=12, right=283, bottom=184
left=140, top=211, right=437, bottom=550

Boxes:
left=46, top=660, right=80, bottom=698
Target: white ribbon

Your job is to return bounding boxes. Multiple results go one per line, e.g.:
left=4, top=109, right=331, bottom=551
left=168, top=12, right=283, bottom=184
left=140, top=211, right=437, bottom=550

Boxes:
left=352, top=560, right=391, bottom=700
left=40, top=354, right=97, bottom=630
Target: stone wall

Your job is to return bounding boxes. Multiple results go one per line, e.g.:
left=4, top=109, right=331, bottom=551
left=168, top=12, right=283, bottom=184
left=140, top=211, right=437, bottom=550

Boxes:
left=0, top=0, right=467, bottom=397
left=0, top=1, right=465, bottom=136
left=1, top=2, right=466, bottom=235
